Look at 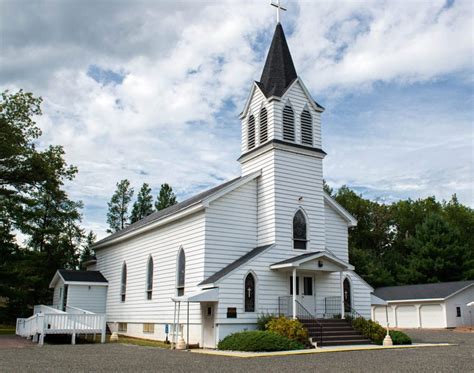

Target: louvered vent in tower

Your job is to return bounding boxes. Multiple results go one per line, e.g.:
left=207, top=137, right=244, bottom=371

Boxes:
left=282, top=104, right=295, bottom=142
left=247, top=115, right=256, bottom=149
left=259, top=107, right=268, bottom=144
left=301, top=109, right=313, bottom=146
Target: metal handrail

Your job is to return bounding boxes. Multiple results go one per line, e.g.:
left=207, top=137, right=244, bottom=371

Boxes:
left=345, top=305, right=373, bottom=341
left=294, top=299, right=323, bottom=347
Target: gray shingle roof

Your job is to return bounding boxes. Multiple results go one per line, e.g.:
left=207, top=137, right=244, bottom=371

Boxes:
left=272, top=251, right=323, bottom=266
left=94, top=177, right=241, bottom=248
left=258, top=23, right=297, bottom=98
left=58, top=269, right=107, bottom=283
left=199, top=244, right=274, bottom=286
left=374, top=281, right=474, bottom=301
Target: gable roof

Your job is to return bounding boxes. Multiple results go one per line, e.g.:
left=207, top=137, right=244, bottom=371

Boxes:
left=258, top=23, right=297, bottom=98
left=374, top=281, right=474, bottom=301
left=324, top=193, right=357, bottom=227
left=50, top=269, right=108, bottom=288
left=93, top=172, right=260, bottom=249
left=198, top=244, right=274, bottom=286
left=270, top=250, right=354, bottom=270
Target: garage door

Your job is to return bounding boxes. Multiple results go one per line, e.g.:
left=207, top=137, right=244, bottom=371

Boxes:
left=420, top=304, right=444, bottom=328
left=396, top=305, right=418, bottom=328
left=374, top=307, right=388, bottom=326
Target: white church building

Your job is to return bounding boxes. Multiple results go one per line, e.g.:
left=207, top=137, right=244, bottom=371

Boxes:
left=18, top=21, right=374, bottom=348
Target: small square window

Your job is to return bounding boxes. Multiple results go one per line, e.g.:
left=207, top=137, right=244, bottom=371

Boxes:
left=227, top=308, right=237, bottom=318
left=147, top=290, right=152, bottom=300
left=456, top=307, right=461, bottom=317
left=118, top=322, right=127, bottom=332
left=177, top=287, right=184, bottom=296
left=143, top=323, right=155, bottom=334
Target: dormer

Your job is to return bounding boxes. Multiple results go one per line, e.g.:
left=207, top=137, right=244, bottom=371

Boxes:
left=239, top=23, right=325, bottom=160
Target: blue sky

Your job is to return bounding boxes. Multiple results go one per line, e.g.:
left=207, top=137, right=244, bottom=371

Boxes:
left=1, top=0, right=472, bottom=239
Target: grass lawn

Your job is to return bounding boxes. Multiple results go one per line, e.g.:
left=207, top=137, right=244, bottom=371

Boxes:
left=0, top=325, right=16, bottom=335
left=88, top=334, right=171, bottom=349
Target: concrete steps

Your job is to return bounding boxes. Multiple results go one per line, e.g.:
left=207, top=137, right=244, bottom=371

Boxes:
left=298, top=318, right=372, bottom=347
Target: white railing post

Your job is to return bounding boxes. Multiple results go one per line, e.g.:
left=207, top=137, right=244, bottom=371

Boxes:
left=38, top=314, right=45, bottom=346
left=101, top=315, right=106, bottom=343
left=72, top=316, right=77, bottom=345
left=292, top=268, right=297, bottom=319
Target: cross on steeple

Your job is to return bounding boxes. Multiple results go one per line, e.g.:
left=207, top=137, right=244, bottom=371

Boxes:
left=270, top=0, right=287, bottom=23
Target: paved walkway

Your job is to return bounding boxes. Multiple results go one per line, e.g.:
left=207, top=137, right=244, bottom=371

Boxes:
left=1, top=330, right=472, bottom=372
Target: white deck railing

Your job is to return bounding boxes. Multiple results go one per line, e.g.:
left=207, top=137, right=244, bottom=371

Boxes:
left=16, top=305, right=106, bottom=345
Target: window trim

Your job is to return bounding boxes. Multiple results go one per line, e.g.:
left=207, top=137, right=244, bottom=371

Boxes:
left=300, top=107, right=313, bottom=146
left=282, top=102, right=295, bottom=142
left=293, top=209, right=308, bottom=250
left=176, top=247, right=185, bottom=296
left=121, top=261, right=127, bottom=302
left=247, top=114, right=256, bottom=150
left=259, top=106, right=268, bottom=144
left=244, top=272, right=256, bottom=312
left=146, top=255, right=154, bottom=300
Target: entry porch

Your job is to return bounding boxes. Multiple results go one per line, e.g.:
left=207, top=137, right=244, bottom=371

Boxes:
left=270, top=251, right=357, bottom=320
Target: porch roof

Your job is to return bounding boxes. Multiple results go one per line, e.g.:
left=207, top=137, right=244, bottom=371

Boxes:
left=269, top=251, right=354, bottom=271
left=171, top=288, right=219, bottom=303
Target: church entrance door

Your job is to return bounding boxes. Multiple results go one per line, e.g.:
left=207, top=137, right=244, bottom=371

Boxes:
left=202, top=303, right=216, bottom=348
left=300, top=275, right=316, bottom=315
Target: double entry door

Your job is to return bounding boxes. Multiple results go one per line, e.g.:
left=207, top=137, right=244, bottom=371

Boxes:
left=289, top=274, right=316, bottom=315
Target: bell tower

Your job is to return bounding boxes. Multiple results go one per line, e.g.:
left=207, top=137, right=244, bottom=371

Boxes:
left=238, top=21, right=327, bottom=253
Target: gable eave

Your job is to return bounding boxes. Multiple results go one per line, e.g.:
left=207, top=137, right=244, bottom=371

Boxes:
left=239, top=82, right=266, bottom=119
left=202, top=170, right=261, bottom=207
left=324, top=193, right=357, bottom=227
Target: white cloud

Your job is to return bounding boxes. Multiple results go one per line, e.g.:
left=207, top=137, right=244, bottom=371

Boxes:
left=1, top=0, right=472, bottom=238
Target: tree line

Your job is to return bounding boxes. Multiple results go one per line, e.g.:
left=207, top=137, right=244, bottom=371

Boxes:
left=106, top=180, right=177, bottom=233
left=325, top=183, right=474, bottom=288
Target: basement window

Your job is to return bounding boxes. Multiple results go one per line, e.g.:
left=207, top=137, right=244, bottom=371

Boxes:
left=227, top=308, right=237, bottom=318
left=143, top=323, right=155, bottom=334
left=118, top=323, right=127, bottom=332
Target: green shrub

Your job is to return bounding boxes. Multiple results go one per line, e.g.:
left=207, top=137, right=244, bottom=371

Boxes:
left=266, top=316, right=308, bottom=345
left=217, top=330, right=305, bottom=352
left=256, top=313, right=277, bottom=331
left=389, top=330, right=412, bottom=345
left=350, top=317, right=411, bottom=345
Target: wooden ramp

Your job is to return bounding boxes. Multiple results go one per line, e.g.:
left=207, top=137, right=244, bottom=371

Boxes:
left=16, top=305, right=106, bottom=345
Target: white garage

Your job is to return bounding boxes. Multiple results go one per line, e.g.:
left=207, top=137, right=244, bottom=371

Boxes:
left=372, top=281, right=474, bottom=329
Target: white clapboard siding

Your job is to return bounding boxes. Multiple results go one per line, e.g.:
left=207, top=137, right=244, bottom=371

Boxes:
left=273, top=149, right=325, bottom=251
left=324, top=200, right=349, bottom=262
left=67, top=285, right=107, bottom=314
left=52, top=285, right=62, bottom=309
left=346, top=272, right=372, bottom=319
left=204, top=180, right=257, bottom=277
left=273, top=81, right=322, bottom=148
left=95, top=211, right=206, bottom=326
left=241, top=150, right=276, bottom=246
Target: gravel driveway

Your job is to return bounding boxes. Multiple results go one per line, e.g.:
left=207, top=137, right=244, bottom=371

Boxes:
left=0, top=330, right=472, bottom=372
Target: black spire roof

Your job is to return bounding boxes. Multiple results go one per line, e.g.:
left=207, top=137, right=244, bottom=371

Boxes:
left=258, top=23, right=297, bottom=97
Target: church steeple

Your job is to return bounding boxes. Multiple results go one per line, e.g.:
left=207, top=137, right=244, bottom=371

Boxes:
left=258, top=23, right=297, bottom=98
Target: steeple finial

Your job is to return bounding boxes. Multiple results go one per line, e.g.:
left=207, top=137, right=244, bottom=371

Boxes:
left=270, top=0, right=287, bottom=24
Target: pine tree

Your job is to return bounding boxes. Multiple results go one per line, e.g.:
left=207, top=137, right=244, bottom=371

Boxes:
left=107, top=179, right=134, bottom=233
left=155, top=183, right=177, bottom=211
left=130, top=183, right=154, bottom=223
left=79, top=230, right=96, bottom=269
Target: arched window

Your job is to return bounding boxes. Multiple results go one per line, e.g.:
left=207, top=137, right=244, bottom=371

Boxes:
left=146, top=256, right=154, bottom=300
left=247, top=115, right=256, bottom=150
left=282, top=104, right=295, bottom=142
left=244, top=273, right=256, bottom=312
left=177, top=248, right=185, bottom=296
left=259, top=107, right=268, bottom=143
left=293, top=210, right=307, bottom=250
left=300, top=109, right=313, bottom=146
left=121, top=262, right=127, bottom=302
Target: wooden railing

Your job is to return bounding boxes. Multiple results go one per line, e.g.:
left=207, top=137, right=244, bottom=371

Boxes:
left=16, top=305, right=107, bottom=345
